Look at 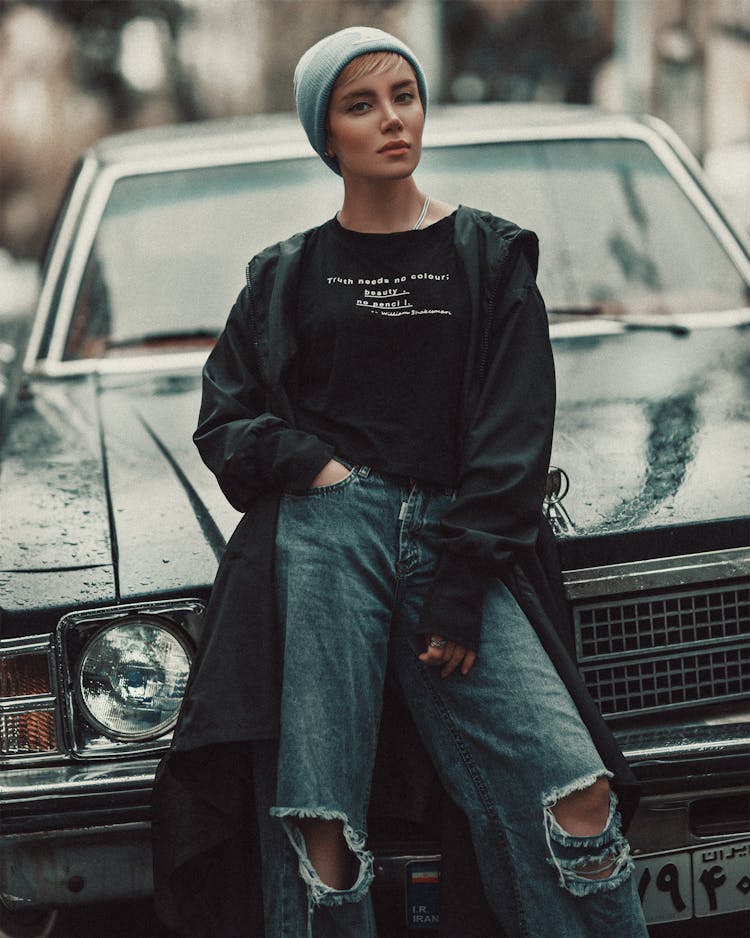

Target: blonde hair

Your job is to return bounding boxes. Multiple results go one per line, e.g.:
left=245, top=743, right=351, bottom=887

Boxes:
left=333, top=51, right=413, bottom=90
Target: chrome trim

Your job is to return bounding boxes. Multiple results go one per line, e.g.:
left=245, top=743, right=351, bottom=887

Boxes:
left=623, top=736, right=750, bottom=762
left=632, top=838, right=750, bottom=862
left=0, top=636, right=53, bottom=656
left=639, top=130, right=750, bottom=280
left=46, top=166, right=127, bottom=367
left=0, top=696, right=56, bottom=714
left=549, top=307, right=750, bottom=341
left=56, top=598, right=204, bottom=759
left=373, top=853, right=441, bottom=887
left=56, top=597, right=205, bottom=635
left=0, top=757, right=159, bottom=803
left=643, top=113, right=750, bottom=256
left=24, top=156, right=100, bottom=372
left=628, top=789, right=750, bottom=856
left=550, top=320, right=627, bottom=339
left=616, top=721, right=750, bottom=762
left=37, top=350, right=209, bottom=379
left=0, top=752, right=67, bottom=770
left=563, top=546, right=750, bottom=601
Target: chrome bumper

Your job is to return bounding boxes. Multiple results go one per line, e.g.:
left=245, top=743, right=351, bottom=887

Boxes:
left=2, top=822, right=153, bottom=909
left=2, top=724, right=748, bottom=910
left=1, top=759, right=157, bottom=909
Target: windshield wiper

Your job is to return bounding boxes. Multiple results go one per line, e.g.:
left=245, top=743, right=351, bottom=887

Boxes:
left=621, top=318, right=690, bottom=336
left=105, top=328, right=220, bottom=350
left=548, top=303, right=692, bottom=334
left=547, top=304, right=615, bottom=317
left=550, top=306, right=750, bottom=336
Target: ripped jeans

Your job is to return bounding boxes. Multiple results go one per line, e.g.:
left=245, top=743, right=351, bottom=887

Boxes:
left=256, top=466, right=648, bottom=937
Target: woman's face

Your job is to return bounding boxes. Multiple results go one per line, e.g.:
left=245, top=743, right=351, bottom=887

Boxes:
left=326, top=56, right=424, bottom=183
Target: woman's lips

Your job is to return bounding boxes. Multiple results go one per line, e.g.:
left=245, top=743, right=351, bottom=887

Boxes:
left=379, top=140, right=410, bottom=154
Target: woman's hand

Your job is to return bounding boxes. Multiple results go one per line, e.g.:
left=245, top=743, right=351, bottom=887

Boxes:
left=419, top=635, right=476, bottom=678
left=310, top=459, right=351, bottom=488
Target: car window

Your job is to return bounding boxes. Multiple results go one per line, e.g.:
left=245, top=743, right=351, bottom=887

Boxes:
left=64, top=160, right=341, bottom=360
left=63, top=138, right=748, bottom=361
left=419, top=139, right=748, bottom=316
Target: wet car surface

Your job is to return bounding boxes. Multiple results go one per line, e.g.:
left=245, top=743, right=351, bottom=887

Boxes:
left=1, top=104, right=748, bottom=937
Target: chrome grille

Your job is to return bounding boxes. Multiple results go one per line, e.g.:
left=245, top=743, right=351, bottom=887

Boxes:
left=574, top=583, right=750, bottom=718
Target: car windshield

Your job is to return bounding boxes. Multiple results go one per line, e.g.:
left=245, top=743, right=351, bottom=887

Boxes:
left=64, top=137, right=748, bottom=360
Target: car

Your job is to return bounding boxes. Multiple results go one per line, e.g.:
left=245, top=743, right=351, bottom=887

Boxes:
left=1, top=104, right=748, bottom=938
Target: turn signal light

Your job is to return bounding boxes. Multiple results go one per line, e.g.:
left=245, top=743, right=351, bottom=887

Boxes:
left=0, top=710, right=57, bottom=754
left=0, top=653, right=51, bottom=698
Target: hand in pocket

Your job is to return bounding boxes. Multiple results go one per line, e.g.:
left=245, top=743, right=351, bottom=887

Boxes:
left=310, top=460, right=351, bottom=488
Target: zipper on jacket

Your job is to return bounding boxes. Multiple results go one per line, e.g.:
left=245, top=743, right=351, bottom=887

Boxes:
left=478, top=243, right=519, bottom=384
left=245, top=258, right=268, bottom=389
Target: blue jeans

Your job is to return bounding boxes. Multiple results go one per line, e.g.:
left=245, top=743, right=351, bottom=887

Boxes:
left=255, top=466, right=648, bottom=937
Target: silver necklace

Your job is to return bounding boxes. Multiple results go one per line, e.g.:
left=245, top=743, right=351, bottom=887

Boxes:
left=413, top=194, right=430, bottom=230
left=337, top=194, right=431, bottom=231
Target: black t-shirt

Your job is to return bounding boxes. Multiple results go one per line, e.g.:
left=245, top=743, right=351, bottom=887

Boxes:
left=295, top=213, right=468, bottom=486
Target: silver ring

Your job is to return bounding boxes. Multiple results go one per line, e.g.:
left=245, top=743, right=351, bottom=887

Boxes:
left=429, top=638, right=447, bottom=649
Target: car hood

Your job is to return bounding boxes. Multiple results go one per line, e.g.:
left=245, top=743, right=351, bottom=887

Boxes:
left=1, top=323, right=748, bottom=636
left=0, top=369, right=239, bottom=636
left=550, top=321, right=750, bottom=565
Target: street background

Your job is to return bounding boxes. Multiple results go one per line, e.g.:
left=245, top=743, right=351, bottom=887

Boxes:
left=1, top=0, right=749, bottom=271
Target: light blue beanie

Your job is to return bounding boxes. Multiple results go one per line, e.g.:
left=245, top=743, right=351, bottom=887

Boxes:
left=294, top=26, right=428, bottom=175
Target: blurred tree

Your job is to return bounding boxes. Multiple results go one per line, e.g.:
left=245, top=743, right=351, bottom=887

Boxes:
left=444, top=0, right=612, bottom=104
left=0, top=0, right=201, bottom=121
left=0, top=0, right=202, bottom=259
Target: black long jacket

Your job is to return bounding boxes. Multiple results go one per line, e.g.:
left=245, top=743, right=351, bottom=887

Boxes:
left=152, top=206, right=639, bottom=937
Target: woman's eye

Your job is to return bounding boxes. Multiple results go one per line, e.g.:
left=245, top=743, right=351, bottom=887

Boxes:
left=396, top=92, right=415, bottom=103
left=349, top=101, right=370, bottom=113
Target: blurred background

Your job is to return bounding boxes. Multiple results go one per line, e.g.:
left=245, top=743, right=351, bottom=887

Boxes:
left=0, top=0, right=748, bottom=301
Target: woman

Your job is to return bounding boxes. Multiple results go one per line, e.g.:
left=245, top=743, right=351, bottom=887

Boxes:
left=153, top=26, right=648, bottom=938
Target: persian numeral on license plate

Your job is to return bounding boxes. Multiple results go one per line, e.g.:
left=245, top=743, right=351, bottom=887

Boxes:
left=693, top=840, right=750, bottom=918
left=635, top=838, right=750, bottom=925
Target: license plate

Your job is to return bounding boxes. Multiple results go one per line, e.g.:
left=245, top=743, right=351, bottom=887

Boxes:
left=405, top=859, right=440, bottom=930
left=401, top=839, right=750, bottom=929
left=635, top=839, right=750, bottom=924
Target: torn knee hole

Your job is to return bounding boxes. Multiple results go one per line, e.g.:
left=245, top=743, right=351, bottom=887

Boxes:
left=297, top=818, right=353, bottom=889
left=542, top=773, right=634, bottom=895
left=269, top=807, right=374, bottom=905
left=551, top=776, right=612, bottom=838
left=546, top=842, right=634, bottom=896
left=571, top=853, right=624, bottom=881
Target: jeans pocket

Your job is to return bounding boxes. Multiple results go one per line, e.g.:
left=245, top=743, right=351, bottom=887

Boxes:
left=284, top=464, right=359, bottom=497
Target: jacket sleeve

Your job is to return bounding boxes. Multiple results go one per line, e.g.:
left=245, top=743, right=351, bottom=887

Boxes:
left=417, top=254, right=555, bottom=650
left=194, top=285, right=334, bottom=511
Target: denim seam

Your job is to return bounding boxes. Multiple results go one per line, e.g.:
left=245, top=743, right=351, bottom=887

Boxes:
left=409, top=644, right=530, bottom=937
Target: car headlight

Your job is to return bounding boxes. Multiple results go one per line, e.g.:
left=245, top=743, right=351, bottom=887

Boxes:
left=57, top=599, right=202, bottom=756
left=76, top=617, right=192, bottom=741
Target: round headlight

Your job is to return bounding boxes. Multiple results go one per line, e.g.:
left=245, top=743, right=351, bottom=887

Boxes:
left=76, top=617, right=192, bottom=741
